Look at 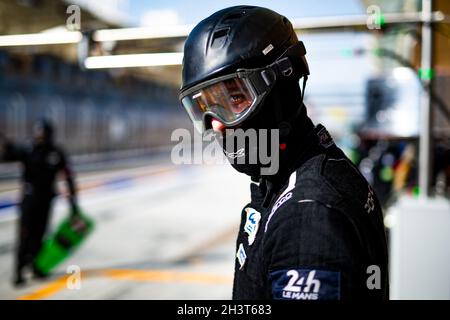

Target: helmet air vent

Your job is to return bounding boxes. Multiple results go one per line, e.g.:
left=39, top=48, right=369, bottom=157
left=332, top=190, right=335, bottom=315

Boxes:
left=211, top=28, right=230, bottom=49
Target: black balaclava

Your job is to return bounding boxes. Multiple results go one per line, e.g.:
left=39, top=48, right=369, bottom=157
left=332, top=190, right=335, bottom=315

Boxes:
left=217, top=76, right=314, bottom=183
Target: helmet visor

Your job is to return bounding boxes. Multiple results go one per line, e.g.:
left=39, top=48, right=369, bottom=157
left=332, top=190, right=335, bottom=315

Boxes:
left=180, top=76, right=257, bottom=133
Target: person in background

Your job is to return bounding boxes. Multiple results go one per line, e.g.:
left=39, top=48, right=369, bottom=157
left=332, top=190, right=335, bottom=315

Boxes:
left=0, top=119, right=79, bottom=286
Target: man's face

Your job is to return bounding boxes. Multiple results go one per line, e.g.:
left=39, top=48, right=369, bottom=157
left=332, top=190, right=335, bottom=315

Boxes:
left=32, top=123, right=51, bottom=145
left=33, top=128, right=45, bottom=144
left=211, top=83, right=283, bottom=178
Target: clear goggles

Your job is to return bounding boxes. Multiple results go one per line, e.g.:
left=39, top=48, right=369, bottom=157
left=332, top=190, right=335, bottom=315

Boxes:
left=179, top=42, right=307, bottom=133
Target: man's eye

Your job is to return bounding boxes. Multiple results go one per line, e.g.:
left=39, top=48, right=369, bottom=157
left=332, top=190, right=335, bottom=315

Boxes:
left=230, top=94, right=245, bottom=104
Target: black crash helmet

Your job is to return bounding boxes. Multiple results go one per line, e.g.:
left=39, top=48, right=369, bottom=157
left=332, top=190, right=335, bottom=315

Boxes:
left=179, top=5, right=310, bottom=133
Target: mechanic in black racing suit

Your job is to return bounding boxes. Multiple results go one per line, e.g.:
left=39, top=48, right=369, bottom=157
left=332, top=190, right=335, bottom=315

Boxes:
left=0, top=119, right=79, bottom=286
left=179, top=6, right=389, bottom=300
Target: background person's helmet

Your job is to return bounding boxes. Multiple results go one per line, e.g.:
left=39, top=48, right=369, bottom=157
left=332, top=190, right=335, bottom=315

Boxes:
left=33, top=118, right=54, bottom=144
left=180, top=5, right=310, bottom=133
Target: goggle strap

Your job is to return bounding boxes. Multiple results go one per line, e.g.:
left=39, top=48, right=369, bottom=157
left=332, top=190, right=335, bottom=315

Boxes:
left=275, top=41, right=309, bottom=78
left=249, top=69, right=274, bottom=95
left=261, top=69, right=276, bottom=86
left=286, top=41, right=307, bottom=59
left=273, top=57, right=294, bottom=77
left=249, top=57, right=294, bottom=95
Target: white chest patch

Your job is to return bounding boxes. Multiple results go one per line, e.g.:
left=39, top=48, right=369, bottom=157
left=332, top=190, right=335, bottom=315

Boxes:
left=236, top=243, right=247, bottom=270
left=243, top=207, right=261, bottom=246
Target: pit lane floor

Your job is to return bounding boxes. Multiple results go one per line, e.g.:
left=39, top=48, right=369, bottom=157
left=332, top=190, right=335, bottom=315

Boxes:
left=0, top=159, right=249, bottom=300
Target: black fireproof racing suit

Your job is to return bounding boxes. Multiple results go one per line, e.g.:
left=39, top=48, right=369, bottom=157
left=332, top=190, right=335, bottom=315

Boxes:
left=233, top=125, right=389, bottom=300
left=1, top=140, right=77, bottom=275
